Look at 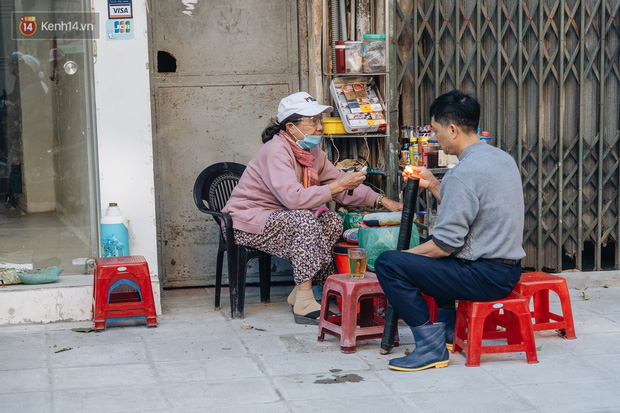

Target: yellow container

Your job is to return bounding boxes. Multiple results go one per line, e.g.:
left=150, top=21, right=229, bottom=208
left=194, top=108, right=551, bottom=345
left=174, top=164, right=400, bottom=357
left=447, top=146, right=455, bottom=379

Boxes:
left=323, top=117, right=348, bottom=135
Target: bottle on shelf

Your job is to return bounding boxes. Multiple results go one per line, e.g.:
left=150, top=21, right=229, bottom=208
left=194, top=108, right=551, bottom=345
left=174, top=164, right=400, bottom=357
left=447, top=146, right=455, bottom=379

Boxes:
left=418, top=125, right=432, bottom=167
left=400, top=128, right=411, bottom=165
left=335, top=41, right=346, bottom=73
left=408, top=127, right=419, bottom=166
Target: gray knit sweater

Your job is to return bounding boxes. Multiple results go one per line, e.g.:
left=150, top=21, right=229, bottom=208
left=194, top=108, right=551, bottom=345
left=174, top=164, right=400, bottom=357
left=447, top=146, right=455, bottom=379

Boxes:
left=432, top=140, right=526, bottom=261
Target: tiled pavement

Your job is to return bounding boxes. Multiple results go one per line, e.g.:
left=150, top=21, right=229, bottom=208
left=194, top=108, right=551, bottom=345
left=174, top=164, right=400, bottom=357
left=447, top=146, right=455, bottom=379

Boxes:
left=1, top=283, right=619, bottom=412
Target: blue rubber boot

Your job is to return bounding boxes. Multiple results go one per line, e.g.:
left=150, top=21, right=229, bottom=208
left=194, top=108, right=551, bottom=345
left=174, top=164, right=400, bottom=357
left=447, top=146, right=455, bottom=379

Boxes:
left=437, top=307, right=456, bottom=351
left=388, top=323, right=450, bottom=372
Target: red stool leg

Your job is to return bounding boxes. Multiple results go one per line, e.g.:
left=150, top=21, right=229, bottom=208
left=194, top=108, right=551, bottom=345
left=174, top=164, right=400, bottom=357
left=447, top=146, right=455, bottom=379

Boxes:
left=555, top=286, right=577, bottom=339
left=318, top=286, right=337, bottom=342
left=515, top=305, right=539, bottom=364
left=339, top=287, right=361, bottom=353
left=533, top=290, right=550, bottom=324
left=465, top=310, right=485, bottom=367
left=452, top=301, right=469, bottom=353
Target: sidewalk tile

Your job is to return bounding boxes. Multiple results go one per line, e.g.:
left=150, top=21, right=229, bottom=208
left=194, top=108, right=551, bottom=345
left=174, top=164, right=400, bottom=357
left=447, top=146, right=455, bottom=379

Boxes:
left=163, top=378, right=279, bottom=409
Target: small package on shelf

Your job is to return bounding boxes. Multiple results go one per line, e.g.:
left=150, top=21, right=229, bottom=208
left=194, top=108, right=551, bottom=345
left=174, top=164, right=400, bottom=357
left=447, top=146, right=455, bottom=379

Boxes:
left=330, top=76, right=386, bottom=134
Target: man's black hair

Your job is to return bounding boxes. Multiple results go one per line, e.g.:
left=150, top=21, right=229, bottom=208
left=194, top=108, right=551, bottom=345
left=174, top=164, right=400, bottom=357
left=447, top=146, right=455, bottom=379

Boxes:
left=429, top=90, right=480, bottom=134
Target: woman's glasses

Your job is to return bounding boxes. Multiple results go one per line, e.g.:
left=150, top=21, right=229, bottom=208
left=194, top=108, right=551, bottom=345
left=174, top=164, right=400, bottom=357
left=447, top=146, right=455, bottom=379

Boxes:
left=300, top=116, right=323, bottom=125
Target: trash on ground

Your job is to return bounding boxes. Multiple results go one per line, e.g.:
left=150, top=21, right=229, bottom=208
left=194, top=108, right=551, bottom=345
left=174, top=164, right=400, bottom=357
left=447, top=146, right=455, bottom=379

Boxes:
left=240, top=322, right=267, bottom=331
left=71, top=327, right=101, bottom=333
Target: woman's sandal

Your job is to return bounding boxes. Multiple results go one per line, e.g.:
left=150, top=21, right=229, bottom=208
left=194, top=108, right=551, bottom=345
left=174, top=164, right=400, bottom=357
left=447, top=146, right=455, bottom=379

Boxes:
left=293, top=309, right=336, bottom=325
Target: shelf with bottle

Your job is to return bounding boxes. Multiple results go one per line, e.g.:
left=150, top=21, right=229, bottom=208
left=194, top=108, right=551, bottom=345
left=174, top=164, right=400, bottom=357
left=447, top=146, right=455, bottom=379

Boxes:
left=324, top=134, right=390, bottom=139
left=320, top=0, right=394, bottom=197
left=323, top=72, right=387, bottom=77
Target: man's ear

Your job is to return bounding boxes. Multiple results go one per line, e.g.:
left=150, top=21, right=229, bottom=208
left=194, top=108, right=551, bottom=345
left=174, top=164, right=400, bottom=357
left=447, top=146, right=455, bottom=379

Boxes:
left=449, top=123, right=458, bottom=137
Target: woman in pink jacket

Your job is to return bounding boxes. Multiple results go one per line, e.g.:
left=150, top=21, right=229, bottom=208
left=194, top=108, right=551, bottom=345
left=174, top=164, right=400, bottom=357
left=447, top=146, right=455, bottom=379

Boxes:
left=222, top=92, right=402, bottom=324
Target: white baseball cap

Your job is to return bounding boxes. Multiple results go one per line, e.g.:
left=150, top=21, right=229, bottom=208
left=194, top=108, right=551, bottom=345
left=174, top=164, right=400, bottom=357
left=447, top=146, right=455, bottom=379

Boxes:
left=277, top=92, right=333, bottom=123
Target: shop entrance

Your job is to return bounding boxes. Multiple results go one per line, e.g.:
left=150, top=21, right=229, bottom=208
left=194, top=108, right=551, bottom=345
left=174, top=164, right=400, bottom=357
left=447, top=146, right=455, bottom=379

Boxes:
left=0, top=1, right=98, bottom=274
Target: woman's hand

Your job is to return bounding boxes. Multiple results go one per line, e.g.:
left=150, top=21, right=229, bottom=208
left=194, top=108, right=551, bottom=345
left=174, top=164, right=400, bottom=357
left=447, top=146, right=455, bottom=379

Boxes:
left=403, top=166, right=441, bottom=201
left=380, top=197, right=403, bottom=212
left=329, top=169, right=367, bottom=196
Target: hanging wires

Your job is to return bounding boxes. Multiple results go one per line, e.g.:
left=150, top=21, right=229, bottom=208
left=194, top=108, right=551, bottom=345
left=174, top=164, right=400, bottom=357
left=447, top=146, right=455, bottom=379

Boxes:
left=329, top=135, right=341, bottom=165
left=362, top=134, right=370, bottom=167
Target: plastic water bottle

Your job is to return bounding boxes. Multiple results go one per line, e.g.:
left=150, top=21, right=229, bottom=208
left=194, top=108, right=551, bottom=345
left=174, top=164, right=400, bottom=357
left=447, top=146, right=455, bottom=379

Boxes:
left=101, top=203, right=130, bottom=257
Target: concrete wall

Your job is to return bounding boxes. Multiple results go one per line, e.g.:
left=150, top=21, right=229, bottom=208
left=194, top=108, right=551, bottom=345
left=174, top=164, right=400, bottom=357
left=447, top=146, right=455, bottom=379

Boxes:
left=92, top=1, right=159, bottom=283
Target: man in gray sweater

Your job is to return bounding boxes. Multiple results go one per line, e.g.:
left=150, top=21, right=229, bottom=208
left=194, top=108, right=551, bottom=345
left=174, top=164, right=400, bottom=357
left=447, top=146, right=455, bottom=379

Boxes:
left=375, top=90, right=526, bottom=372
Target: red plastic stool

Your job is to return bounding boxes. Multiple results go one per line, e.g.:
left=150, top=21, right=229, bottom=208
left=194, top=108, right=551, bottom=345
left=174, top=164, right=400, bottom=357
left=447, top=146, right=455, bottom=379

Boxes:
left=515, top=272, right=576, bottom=339
left=452, top=291, right=539, bottom=366
left=318, top=272, right=397, bottom=353
left=93, top=256, right=157, bottom=330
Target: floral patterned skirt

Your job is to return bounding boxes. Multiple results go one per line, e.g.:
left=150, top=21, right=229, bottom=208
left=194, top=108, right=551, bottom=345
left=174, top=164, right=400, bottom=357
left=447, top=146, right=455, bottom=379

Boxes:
left=233, top=210, right=343, bottom=285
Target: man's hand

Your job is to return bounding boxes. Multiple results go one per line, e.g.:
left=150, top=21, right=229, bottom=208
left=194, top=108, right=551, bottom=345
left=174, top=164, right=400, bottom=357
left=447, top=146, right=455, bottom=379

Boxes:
left=403, top=166, right=441, bottom=201
left=406, top=239, right=450, bottom=258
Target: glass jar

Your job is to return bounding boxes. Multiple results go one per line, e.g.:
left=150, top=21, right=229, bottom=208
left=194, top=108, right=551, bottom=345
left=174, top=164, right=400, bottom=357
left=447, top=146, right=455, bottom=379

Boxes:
left=362, top=34, right=386, bottom=73
left=425, top=139, right=440, bottom=168
left=345, top=41, right=363, bottom=73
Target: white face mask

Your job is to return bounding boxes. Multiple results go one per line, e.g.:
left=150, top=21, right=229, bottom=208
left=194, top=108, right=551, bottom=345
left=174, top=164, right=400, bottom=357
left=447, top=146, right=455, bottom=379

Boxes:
left=292, top=125, right=322, bottom=150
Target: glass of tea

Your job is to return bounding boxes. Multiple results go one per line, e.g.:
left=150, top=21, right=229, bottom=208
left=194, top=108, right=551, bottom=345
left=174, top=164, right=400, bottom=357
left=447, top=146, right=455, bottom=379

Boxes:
left=348, top=248, right=367, bottom=278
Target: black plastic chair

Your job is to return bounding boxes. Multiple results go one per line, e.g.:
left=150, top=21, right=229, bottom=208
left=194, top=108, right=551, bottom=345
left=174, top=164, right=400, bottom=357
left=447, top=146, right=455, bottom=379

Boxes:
left=193, top=162, right=273, bottom=318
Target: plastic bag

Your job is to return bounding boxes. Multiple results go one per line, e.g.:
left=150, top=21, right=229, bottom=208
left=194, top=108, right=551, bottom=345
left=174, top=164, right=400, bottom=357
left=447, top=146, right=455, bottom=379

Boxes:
left=17, top=266, right=61, bottom=284
left=337, top=211, right=367, bottom=231
left=358, top=224, right=420, bottom=271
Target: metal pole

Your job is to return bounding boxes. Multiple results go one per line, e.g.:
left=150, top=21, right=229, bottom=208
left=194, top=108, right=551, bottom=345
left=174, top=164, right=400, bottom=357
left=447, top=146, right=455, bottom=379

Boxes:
left=558, top=0, right=565, bottom=272
left=496, top=0, right=502, bottom=149
left=578, top=0, right=585, bottom=270
left=413, top=0, right=420, bottom=127
left=537, top=0, right=544, bottom=271
left=456, top=0, right=461, bottom=89
left=388, top=0, right=399, bottom=199
left=476, top=0, right=481, bottom=99
left=596, top=0, right=606, bottom=270
left=434, top=0, right=440, bottom=97
left=517, top=0, right=524, bottom=190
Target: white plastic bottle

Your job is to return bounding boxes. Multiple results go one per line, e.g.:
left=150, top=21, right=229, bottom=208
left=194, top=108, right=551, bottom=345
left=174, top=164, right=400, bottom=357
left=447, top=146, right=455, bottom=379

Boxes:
left=100, top=203, right=130, bottom=257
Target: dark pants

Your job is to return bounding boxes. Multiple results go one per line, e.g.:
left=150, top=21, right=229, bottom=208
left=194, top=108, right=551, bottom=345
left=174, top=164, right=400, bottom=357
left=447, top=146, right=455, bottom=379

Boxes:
left=375, top=250, right=522, bottom=327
